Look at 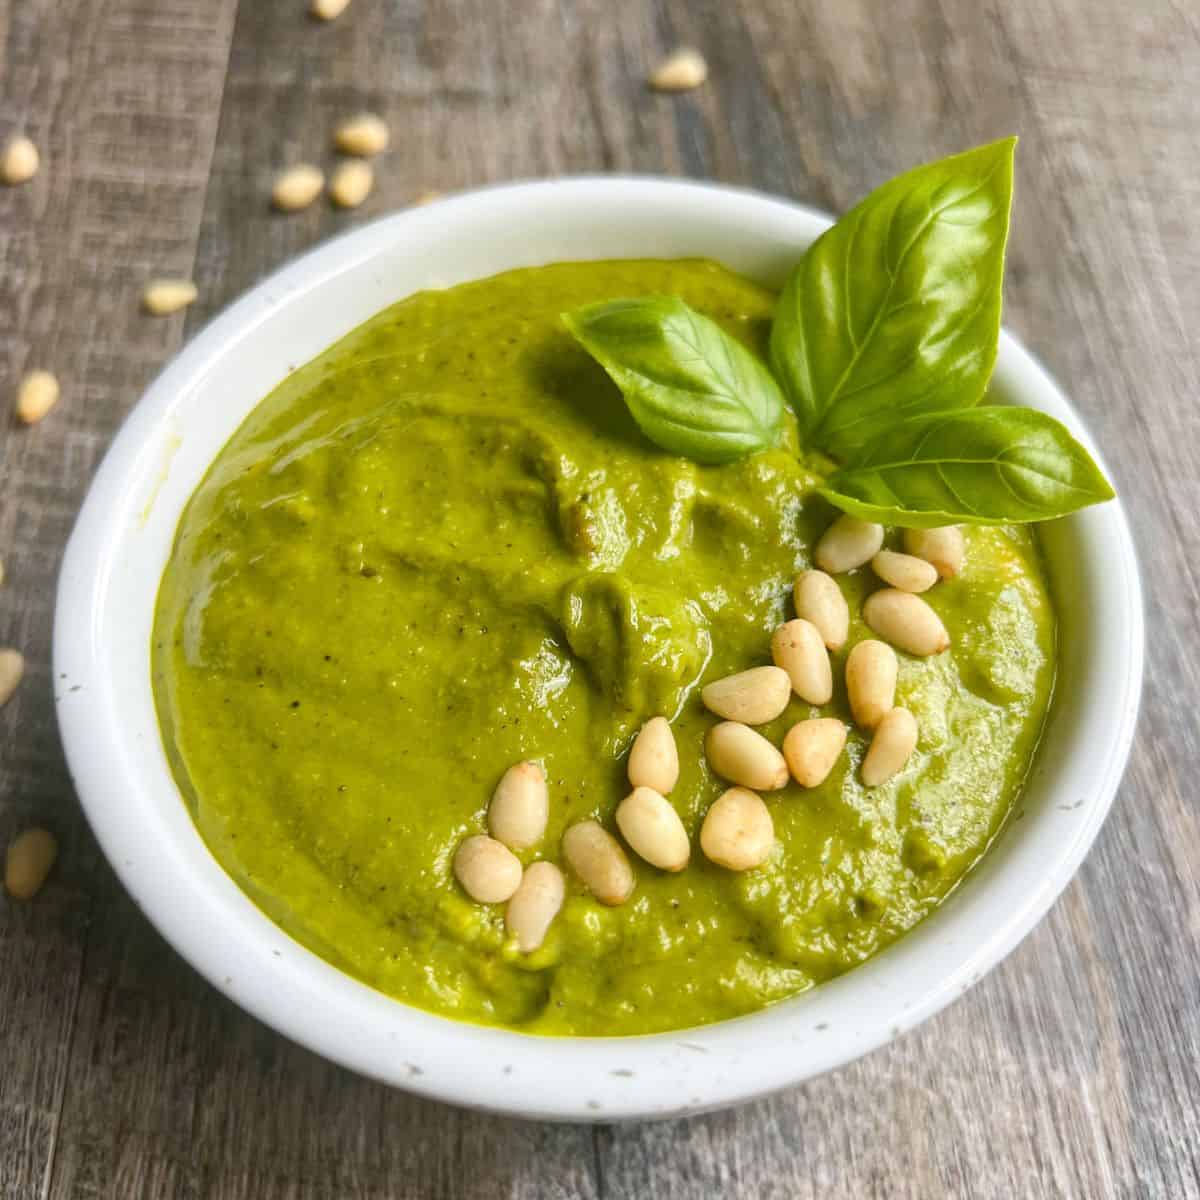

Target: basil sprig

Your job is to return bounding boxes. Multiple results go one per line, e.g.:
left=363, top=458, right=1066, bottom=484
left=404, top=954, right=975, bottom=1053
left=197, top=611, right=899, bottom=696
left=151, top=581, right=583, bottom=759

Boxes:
left=561, top=140, right=1116, bottom=526
left=818, top=407, right=1115, bottom=527
left=770, top=138, right=1015, bottom=459
left=562, top=296, right=786, bottom=464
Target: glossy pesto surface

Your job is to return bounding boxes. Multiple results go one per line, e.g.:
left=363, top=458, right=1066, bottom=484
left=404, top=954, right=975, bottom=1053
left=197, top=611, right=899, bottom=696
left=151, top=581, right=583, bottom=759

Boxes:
left=152, top=259, right=1056, bottom=1035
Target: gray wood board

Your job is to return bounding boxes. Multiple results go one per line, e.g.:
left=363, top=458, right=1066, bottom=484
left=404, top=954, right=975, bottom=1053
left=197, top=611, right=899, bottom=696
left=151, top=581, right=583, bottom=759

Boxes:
left=1, top=0, right=1197, bottom=1196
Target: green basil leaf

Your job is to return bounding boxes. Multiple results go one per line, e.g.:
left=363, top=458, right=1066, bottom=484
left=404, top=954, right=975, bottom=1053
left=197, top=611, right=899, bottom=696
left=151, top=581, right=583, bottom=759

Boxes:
left=562, top=296, right=786, bottom=464
left=770, top=138, right=1017, bottom=459
left=818, top=406, right=1116, bottom=527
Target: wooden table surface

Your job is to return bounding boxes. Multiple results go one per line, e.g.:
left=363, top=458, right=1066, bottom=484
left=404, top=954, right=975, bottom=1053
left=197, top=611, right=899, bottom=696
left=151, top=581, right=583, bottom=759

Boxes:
left=2, top=1, right=1197, bottom=1196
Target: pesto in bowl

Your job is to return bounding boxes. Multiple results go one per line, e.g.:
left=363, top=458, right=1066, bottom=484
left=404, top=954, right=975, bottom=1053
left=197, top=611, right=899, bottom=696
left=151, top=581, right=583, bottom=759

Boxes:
left=152, top=258, right=1055, bottom=1036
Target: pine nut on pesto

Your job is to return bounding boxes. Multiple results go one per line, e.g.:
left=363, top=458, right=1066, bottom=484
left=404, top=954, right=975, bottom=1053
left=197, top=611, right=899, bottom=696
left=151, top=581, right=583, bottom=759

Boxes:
left=863, top=588, right=951, bottom=657
left=700, top=787, right=774, bottom=871
left=488, top=760, right=549, bottom=851
left=871, top=549, right=938, bottom=594
left=815, top=515, right=883, bottom=574
left=615, top=786, right=690, bottom=872
left=705, top=721, right=789, bottom=792
left=505, top=861, right=565, bottom=954
left=700, top=665, right=792, bottom=725
left=845, top=639, right=898, bottom=731
left=770, top=618, right=832, bottom=706
left=862, top=707, right=920, bottom=787
left=792, top=569, right=849, bottom=651
left=782, top=718, right=847, bottom=788
left=904, top=525, right=966, bottom=578
left=627, top=716, right=679, bottom=794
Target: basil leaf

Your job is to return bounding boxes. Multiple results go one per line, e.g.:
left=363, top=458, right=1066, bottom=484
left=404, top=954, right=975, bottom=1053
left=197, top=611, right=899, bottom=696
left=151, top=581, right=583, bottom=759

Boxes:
left=818, top=406, right=1115, bottom=527
left=770, top=138, right=1017, bottom=459
left=562, top=296, right=786, bottom=464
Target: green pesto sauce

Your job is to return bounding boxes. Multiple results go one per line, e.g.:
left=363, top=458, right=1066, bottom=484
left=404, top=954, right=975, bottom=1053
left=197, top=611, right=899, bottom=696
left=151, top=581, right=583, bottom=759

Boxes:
left=152, top=259, right=1056, bottom=1036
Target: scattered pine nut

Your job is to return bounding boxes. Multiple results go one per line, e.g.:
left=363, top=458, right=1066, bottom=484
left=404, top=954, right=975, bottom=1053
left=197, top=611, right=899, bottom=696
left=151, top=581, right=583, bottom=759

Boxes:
left=410, top=190, right=441, bottom=206
left=815, top=515, right=884, bottom=574
left=15, top=370, right=59, bottom=425
left=862, top=707, right=919, bottom=787
left=334, top=113, right=389, bottom=157
left=272, top=164, right=325, bottom=212
left=845, top=639, right=898, bottom=730
left=701, top=665, right=791, bottom=725
left=4, top=828, right=57, bottom=900
left=1, top=135, right=39, bottom=185
left=488, top=760, right=548, bottom=851
left=700, top=787, right=774, bottom=871
left=311, top=0, right=351, bottom=19
left=705, top=721, right=789, bottom=791
left=505, top=861, right=564, bottom=953
left=903, top=526, right=965, bottom=578
left=871, top=549, right=938, bottom=593
left=770, top=618, right=832, bottom=705
left=330, top=159, right=373, bottom=209
left=782, top=719, right=847, bottom=788
left=627, top=716, right=679, bottom=794
left=562, top=820, right=634, bottom=906
left=453, top=834, right=522, bottom=903
left=863, top=589, right=951, bottom=657
left=649, top=47, right=708, bottom=92
left=793, top=569, right=849, bottom=651
left=615, top=786, right=690, bottom=872
left=142, top=279, right=198, bottom=317
left=0, top=648, right=24, bottom=707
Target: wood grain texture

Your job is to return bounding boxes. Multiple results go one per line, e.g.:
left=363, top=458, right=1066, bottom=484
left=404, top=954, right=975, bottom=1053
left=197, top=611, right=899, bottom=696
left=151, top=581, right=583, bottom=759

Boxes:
left=1, top=0, right=1197, bottom=1196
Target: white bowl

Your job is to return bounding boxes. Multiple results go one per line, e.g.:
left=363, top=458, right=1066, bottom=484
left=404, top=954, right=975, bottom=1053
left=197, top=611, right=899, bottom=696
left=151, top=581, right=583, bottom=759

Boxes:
left=54, top=178, right=1143, bottom=1121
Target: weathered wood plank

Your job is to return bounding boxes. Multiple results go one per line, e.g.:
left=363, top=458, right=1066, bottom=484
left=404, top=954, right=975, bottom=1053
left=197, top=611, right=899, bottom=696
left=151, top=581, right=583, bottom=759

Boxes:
left=0, top=1, right=239, bottom=1198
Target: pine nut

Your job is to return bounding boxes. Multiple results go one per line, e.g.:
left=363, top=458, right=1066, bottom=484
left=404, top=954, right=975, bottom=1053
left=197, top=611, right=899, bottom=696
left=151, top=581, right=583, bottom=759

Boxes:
left=700, top=787, right=774, bottom=871
left=648, top=47, right=708, bottom=92
left=311, top=0, right=351, bottom=19
left=862, top=707, right=919, bottom=786
left=793, top=569, right=849, bottom=651
left=705, top=721, right=789, bottom=791
left=142, top=279, right=198, bottom=316
left=863, top=589, right=951, bottom=657
left=0, top=648, right=24, bottom=707
left=616, top=787, right=690, bottom=872
left=1, top=135, right=39, bottom=185
left=488, top=760, right=548, bottom=850
left=453, top=834, right=522, bottom=903
left=701, top=665, right=791, bottom=725
left=562, top=820, right=635, bottom=906
left=782, top=718, right=847, bottom=788
left=844, top=639, right=898, bottom=730
left=871, top=549, right=938, bottom=593
left=505, top=861, right=564, bottom=953
left=4, top=828, right=57, bottom=900
left=903, top=526, right=965, bottom=578
left=334, top=113, right=390, bottom=156
left=411, top=190, right=441, bottom=206
left=628, top=716, right=679, bottom=794
left=272, top=164, right=324, bottom=211
left=770, top=619, right=832, bottom=705
left=815, top=515, right=884, bottom=574
left=330, top=159, right=373, bottom=209
left=15, top=370, right=59, bottom=425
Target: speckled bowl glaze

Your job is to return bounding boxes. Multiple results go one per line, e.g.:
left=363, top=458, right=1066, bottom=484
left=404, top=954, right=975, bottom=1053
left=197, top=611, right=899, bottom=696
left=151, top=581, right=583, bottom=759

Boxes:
left=54, top=179, right=1143, bottom=1121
